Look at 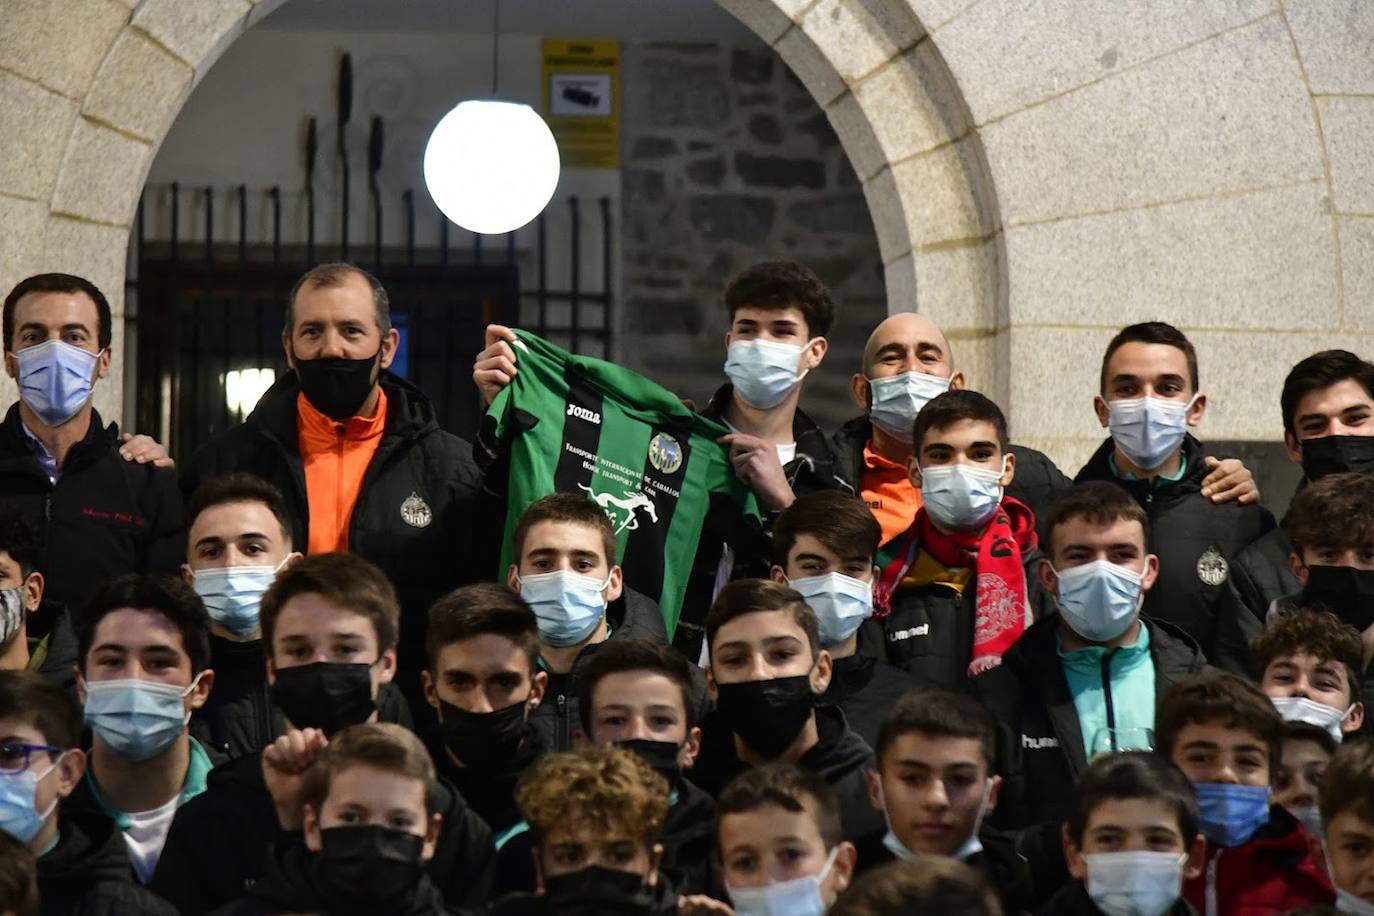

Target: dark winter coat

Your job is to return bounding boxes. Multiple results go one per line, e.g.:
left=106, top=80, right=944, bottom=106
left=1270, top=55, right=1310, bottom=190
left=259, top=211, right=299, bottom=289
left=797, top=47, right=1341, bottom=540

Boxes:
left=180, top=371, right=483, bottom=701
left=28, top=600, right=79, bottom=697
left=0, top=404, right=183, bottom=613
left=37, top=809, right=179, bottom=916
left=488, top=874, right=681, bottom=916
left=974, top=615, right=1209, bottom=832
left=820, top=648, right=916, bottom=750
left=1037, top=881, right=1199, bottom=916
left=205, top=835, right=449, bottom=916
left=854, top=825, right=1037, bottom=914
left=1230, top=524, right=1302, bottom=620
left=434, top=722, right=548, bottom=838
left=692, top=703, right=885, bottom=842
left=1075, top=435, right=1273, bottom=659
left=150, top=740, right=490, bottom=914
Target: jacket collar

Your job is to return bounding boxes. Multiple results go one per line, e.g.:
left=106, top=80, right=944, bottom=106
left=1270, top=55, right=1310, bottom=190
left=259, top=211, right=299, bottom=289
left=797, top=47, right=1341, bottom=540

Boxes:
left=1076, top=434, right=1208, bottom=505
left=245, top=370, right=438, bottom=450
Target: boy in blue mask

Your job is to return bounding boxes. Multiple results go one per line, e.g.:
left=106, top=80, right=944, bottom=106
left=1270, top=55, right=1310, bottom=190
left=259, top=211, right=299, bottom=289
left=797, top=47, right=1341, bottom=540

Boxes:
left=61, top=574, right=217, bottom=885
left=974, top=480, right=1207, bottom=832
left=1317, top=738, right=1374, bottom=912
left=1157, top=671, right=1333, bottom=913
left=1075, top=321, right=1272, bottom=660
left=507, top=492, right=667, bottom=751
left=876, top=389, right=1054, bottom=687
left=770, top=490, right=911, bottom=748
left=0, top=670, right=176, bottom=913
left=715, top=763, right=857, bottom=916
left=1048, top=751, right=1205, bottom=916
left=182, top=474, right=303, bottom=760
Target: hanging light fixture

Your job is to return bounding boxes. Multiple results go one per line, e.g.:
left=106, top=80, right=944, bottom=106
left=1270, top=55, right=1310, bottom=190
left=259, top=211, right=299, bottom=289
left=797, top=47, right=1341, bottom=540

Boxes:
left=423, top=0, right=560, bottom=235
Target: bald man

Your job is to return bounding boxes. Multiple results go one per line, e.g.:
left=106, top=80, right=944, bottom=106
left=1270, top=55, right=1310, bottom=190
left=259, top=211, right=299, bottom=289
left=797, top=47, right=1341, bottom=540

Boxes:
left=831, top=313, right=1259, bottom=545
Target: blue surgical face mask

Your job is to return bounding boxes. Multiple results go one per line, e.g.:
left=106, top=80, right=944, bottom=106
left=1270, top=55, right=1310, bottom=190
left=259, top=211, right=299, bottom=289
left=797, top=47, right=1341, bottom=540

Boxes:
left=0, top=755, right=61, bottom=843
left=84, top=675, right=203, bottom=762
left=518, top=570, right=610, bottom=647
left=789, top=572, right=873, bottom=647
left=192, top=561, right=285, bottom=638
left=1195, top=782, right=1270, bottom=847
left=1053, top=560, right=1144, bottom=643
left=728, top=846, right=838, bottom=916
left=724, top=339, right=810, bottom=410
left=1084, top=850, right=1187, bottom=916
left=1107, top=395, right=1197, bottom=471
left=919, top=460, right=1005, bottom=530
left=15, top=339, right=99, bottom=427
left=868, top=371, right=950, bottom=443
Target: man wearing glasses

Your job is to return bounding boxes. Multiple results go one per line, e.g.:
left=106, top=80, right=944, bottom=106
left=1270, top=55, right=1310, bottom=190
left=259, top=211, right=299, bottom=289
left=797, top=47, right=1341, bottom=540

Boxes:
left=0, top=670, right=176, bottom=912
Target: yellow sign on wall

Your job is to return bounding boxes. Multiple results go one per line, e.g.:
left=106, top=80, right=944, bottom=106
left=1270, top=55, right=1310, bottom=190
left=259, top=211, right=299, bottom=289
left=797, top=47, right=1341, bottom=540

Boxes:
left=542, top=39, right=620, bottom=170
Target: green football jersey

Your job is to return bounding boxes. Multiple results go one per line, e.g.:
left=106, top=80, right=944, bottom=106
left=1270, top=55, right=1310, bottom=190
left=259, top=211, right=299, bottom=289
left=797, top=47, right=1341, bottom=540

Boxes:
left=487, top=330, right=761, bottom=637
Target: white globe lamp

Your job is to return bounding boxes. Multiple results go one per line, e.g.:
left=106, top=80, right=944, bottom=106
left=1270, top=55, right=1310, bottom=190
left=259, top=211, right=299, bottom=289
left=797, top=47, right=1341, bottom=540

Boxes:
left=423, top=99, right=561, bottom=235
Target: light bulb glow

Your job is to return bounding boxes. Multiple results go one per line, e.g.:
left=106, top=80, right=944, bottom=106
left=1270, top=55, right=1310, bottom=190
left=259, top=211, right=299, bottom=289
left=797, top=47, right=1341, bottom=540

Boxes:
left=423, top=99, right=561, bottom=235
left=223, top=368, right=276, bottom=418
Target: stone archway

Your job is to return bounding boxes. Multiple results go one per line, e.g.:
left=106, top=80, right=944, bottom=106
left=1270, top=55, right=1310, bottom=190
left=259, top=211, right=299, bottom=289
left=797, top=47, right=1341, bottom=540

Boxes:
left=3, top=0, right=1371, bottom=469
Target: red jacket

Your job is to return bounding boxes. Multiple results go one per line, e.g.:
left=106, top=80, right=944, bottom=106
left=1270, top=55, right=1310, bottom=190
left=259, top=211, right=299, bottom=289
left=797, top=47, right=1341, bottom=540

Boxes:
left=1182, top=806, right=1333, bottom=916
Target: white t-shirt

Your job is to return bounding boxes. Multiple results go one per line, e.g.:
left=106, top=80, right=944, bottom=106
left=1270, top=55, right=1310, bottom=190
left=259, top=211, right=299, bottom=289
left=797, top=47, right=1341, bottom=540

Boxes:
left=123, top=794, right=181, bottom=884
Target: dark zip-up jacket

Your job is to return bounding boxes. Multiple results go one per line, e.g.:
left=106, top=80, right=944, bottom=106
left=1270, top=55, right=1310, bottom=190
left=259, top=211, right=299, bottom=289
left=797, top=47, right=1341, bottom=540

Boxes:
left=974, top=615, right=1208, bottom=833
left=530, top=587, right=671, bottom=752
left=692, top=703, right=885, bottom=842
left=181, top=371, right=483, bottom=701
left=1037, top=881, right=1199, bottom=916
left=37, top=810, right=179, bottom=916
left=854, top=826, right=1037, bottom=914
left=1230, top=524, right=1301, bottom=620
left=187, top=635, right=415, bottom=760
left=1075, top=436, right=1273, bottom=659
left=829, top=415, right=1074, bottom=536
left=28, top=599, right=79, bottom=697
left=206, top=834, right=450, bottom=916
left=820, top=649, right=915, bottom=750
left=489, top=874, right=681, bottom=916
left=151, top=709, right=477, bottom=915
left=434, top=723, right=548, bottom=837
left=0, top=404, right=183, bottom=613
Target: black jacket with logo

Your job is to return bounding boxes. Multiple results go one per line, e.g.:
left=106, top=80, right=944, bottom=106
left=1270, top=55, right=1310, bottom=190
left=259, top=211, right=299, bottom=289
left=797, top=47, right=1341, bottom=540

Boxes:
left=1230, top=524, right=1302, bottom=619
left=37, top=809, right=179, bottom=916
left=973, top=615, right=1208, bottom=833
left=0, top=405, right=183, bottom=613
left=875, top=539, right=1057, bottom=690
left=181, top=371, right=483, bottom=700
left=829, top=415, right=1074, bottom=533
left=692, top=703, right=884, bottom=842
left=1075, top=436, right=1273, bottom=659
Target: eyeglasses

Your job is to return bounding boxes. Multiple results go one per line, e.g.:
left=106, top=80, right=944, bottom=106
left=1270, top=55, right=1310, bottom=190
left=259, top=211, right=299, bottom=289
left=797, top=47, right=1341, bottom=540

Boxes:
left=0, top=742, right=63, bottom=774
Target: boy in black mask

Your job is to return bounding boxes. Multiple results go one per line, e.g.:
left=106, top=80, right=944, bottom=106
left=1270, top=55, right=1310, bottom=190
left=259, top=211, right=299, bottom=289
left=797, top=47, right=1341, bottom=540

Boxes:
left=153, top=554, right=491, bottom=914
left=489, top=744, right=679, bottom=916
left=420, top=582, right=548, bottom=836
left=211, top=722, right=446, bottom=915
left=693, top=579, right=883, bottom=842
left=579, top=638, right=715, bottom=895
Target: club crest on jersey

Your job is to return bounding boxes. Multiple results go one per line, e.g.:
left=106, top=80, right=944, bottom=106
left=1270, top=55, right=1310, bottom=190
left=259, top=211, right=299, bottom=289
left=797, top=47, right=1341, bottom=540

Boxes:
left=647, top=433, right=683, bottom=475
left=578, top=483, right=659, bottom=534
left=400, top=492, right=433, bottom=529
left=1197, top=545, right=1228, bottom=586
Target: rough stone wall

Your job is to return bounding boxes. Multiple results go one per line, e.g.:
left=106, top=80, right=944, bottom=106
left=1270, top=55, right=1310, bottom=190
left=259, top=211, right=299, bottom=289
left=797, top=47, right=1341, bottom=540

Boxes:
left=618, top=41, right=886, bottom=429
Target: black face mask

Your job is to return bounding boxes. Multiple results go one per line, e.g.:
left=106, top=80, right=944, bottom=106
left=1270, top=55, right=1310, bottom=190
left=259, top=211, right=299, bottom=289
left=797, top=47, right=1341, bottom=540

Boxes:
left=616, top=739, right=683, bottom=791
left=714, top=675, right=816, bottom=760
left=437, top=698, right=531, bottom=775
left=1301, top=435, right=1374, bottom=481
left=1303, top=565, right=1374, bottom=632
left=543, top=865, right=655, bottom=916
left=271, top=661, right=376, bottom=735
left=295, top=350, right=380, bottom=421
left=315, top=825, right=425, bottom=906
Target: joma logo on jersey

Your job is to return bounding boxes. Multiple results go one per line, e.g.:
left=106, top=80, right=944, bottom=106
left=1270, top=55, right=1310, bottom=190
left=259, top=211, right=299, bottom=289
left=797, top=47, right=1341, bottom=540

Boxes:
left=567, top=404, right=601, bottom=424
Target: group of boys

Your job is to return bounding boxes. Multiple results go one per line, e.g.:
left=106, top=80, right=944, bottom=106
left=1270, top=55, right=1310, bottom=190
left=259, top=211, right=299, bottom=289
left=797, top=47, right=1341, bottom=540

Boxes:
left=2, top=256, right=1374, bottom=916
